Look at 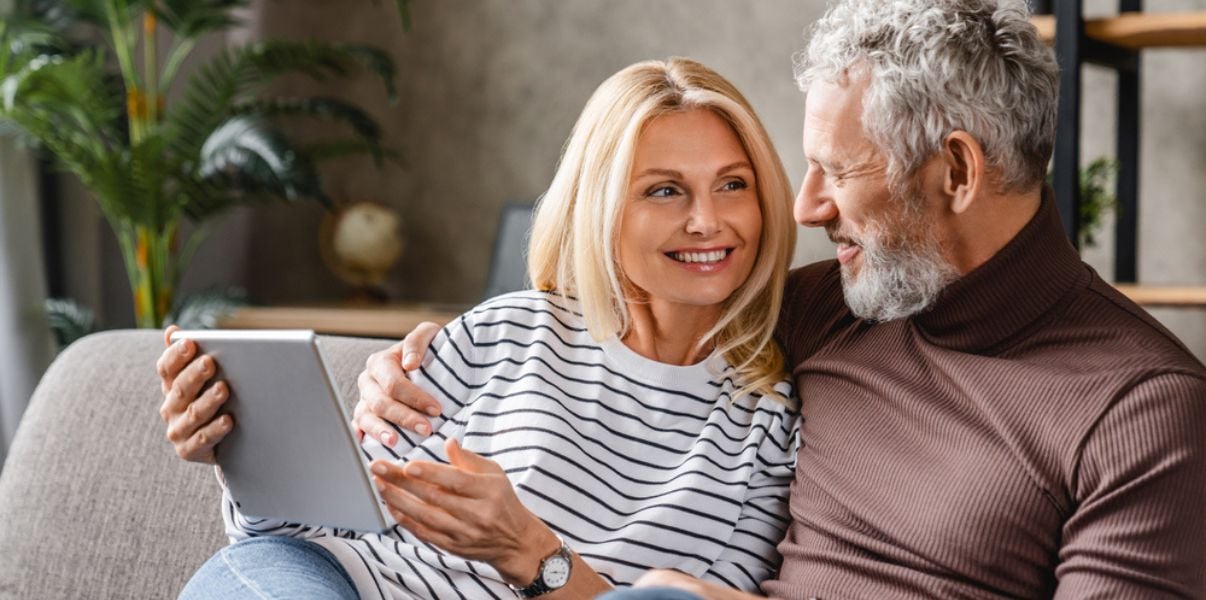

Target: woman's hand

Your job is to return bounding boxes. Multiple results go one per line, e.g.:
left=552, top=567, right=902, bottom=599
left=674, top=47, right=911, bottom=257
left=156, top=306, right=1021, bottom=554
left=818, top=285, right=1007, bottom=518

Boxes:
left=353, top=321, right=445, bottom=447
left=156, top=324, right=233, bottom=463
left=370, top=438, right=561, bottom=586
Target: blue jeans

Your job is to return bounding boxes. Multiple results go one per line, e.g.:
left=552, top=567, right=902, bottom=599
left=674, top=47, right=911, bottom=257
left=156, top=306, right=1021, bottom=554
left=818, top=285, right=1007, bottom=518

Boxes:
left=178, top=536, right=358, bottom=599
left=598, top=588, right=705, bottom=600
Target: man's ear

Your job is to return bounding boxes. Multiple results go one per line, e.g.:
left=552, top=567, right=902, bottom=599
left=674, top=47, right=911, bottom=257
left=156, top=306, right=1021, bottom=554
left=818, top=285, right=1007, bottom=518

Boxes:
left=942, top=131, right=985, bottom=214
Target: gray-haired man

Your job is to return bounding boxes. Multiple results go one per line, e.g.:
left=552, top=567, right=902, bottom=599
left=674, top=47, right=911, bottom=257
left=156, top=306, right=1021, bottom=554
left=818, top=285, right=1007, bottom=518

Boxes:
left=356, top=0, right=1206, bottom=597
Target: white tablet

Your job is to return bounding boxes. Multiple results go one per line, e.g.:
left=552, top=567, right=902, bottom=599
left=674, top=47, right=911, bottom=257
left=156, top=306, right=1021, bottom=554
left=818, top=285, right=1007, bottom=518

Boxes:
left=170, top=329, right=395, bottom=533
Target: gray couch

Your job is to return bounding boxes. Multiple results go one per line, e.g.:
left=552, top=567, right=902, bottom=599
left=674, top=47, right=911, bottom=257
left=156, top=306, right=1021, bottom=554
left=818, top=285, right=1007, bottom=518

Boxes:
left=0, top=330, right=391, bottom=599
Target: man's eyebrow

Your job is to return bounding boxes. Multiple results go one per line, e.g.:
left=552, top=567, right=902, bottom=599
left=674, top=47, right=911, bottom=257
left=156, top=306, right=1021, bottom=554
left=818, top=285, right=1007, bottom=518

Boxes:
left=807, top=156, right=843, bottom=172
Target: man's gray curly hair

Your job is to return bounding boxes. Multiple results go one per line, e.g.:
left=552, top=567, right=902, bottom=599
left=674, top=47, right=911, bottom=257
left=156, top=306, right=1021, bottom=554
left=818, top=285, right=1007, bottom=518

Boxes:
left=795, top=0, right=1060, bottom=193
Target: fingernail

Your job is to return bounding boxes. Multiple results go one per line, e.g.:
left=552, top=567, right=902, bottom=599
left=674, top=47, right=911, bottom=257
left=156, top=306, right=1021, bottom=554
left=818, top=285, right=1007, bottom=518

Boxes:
left=416, top=423, right=431, bottom=436
left=425, top=405, right=441, bottom=417
left=380, top=432, right=393, bottom=446
left=406, top=464, right=422, bottom=477
left=181, top=342, right=191, bottom=357
left=371, top=463, right=387, bottom=476
left=402, top=352, right=417, bottom=366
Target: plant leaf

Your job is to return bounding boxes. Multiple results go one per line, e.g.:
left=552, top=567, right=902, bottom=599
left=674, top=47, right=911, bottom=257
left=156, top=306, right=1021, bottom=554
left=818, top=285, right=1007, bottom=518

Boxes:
left=190, top=115, right=327, bottom=219
left=154, top=0, right=247, bottom=39
left=231, top=96, right=387, bottom=160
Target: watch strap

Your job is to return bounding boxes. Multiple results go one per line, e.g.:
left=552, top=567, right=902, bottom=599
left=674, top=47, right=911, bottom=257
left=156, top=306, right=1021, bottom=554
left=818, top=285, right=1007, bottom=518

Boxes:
left=510, top=540, right=572, bottom=598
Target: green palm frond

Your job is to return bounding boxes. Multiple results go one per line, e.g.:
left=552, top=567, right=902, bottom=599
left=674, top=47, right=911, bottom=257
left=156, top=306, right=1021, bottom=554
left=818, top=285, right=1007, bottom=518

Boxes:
left=301, top=139, right=400, bottom=166
left=154, top=0, right=247, bottom=39
left=166, top=40, right=396, bottom=170
left=232, top=96, right=387, bottom=162
left=186, top=115, right=326, bottom=220
left=1, top=49, right=123, bottom=190
left=0, top=17, right=64, bottom=61
left=44, top=297, right=97, bottom=348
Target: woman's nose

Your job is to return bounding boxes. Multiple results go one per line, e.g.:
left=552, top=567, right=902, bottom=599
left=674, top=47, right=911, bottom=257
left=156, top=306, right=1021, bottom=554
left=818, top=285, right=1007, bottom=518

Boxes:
left=686, top=195, right=721, bottom=236
left=794, top=173, right=838, bottom=227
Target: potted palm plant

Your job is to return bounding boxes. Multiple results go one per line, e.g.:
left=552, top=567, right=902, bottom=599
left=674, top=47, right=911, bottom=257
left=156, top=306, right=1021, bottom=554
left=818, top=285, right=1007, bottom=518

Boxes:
left=0, top=0, right=407, bottom=327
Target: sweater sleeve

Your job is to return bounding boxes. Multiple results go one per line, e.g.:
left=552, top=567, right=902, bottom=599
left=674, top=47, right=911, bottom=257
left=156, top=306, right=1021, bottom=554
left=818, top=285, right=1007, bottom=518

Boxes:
left=701, top=391, right=802, bottom=592
left=1054, top=372, right=1206, bottom=599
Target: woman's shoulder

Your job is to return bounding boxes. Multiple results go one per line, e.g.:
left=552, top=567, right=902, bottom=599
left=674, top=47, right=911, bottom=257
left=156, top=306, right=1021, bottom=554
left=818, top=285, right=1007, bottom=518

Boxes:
left=722, top=375, right=798, bottom=422
left=456, top=290, right=590, bottom=342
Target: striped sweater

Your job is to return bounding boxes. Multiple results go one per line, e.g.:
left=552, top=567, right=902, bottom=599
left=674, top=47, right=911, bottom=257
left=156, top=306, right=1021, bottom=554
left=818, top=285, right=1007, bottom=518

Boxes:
left=220, top=292, right=800, bottom=599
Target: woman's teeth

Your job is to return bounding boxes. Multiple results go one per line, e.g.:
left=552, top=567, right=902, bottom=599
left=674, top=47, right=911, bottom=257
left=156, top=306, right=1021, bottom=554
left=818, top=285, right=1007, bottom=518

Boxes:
left=671, top=250, right=727, bottom=263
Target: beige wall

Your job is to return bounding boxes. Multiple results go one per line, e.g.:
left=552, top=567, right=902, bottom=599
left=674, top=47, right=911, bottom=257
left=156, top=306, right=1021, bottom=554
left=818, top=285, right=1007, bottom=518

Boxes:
left=59, top=0, right=1206, bottom=358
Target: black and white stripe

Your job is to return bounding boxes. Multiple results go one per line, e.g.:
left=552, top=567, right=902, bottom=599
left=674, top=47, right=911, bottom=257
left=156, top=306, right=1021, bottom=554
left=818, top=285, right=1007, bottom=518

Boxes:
left=221, top=291, right=800, bottom=599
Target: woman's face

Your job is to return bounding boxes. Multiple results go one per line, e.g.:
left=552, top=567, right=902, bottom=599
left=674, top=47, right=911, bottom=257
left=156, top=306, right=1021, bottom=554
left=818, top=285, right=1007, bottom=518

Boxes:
left=618, top=108, right=763, bottom=312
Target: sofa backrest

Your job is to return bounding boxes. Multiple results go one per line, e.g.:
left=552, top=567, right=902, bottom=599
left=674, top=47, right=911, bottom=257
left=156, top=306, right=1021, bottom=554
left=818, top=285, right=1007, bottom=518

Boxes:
left=0, top=329, right=392, bottom=599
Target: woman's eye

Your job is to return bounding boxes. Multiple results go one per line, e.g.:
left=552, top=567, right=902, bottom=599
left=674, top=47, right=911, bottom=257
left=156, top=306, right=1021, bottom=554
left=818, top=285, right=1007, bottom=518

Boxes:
left=647, top=186, right=680, bottom=198
left=720, top=179, right=748, bottom=192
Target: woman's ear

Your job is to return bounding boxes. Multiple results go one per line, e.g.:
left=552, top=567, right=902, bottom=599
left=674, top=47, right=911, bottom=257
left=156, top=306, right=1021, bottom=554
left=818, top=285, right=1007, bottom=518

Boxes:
left=942, top=131, right=985, bottom=215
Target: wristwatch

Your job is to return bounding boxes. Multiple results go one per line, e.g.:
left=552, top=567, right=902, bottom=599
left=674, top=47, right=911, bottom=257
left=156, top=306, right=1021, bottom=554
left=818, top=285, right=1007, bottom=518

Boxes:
left=510, top=539, right=573, bottom=598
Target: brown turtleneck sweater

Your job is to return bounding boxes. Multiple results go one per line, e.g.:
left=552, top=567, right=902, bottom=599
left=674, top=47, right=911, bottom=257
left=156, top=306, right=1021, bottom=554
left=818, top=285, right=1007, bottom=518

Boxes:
left=763, top=194, right=1206, bottom=599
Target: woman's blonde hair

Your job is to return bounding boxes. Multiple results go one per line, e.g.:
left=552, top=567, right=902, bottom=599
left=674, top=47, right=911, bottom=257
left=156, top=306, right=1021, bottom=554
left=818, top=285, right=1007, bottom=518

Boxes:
left=528, top=57, right=796, bottom=403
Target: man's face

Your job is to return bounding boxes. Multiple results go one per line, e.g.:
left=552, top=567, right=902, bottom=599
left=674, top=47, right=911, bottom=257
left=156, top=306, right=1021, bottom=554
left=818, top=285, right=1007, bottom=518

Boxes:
left=795, top=76, right=957, bottom=321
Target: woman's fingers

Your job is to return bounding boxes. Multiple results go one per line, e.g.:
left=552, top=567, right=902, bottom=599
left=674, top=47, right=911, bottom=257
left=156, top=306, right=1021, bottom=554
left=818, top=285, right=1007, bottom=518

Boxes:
left=176, top=413, right=234, bottom=463
left=445, top=438, right=500, bottom=475
left=162, top=353, right=217, bottom=420
left=402, top=460, right=482, bottom=498
left=372, top=464, right=464, bottom=533
left=158, top=355, right=208, bottom=423
left=164, top=380, right=227, bottom=443
left=163, top=324, right=180, bottom=348
left=155, top=337, right=194, bottom=394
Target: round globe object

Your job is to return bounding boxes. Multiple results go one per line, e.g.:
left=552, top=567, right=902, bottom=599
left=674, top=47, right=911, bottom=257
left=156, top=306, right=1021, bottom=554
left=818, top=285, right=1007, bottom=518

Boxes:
left=320, top=202, right=404, bottom=290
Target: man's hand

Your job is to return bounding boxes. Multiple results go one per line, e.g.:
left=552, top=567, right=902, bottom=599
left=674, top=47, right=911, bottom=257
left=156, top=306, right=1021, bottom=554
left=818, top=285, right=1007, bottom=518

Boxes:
left=353, top=321, right=444, bottom=447
left=156, top=324, right=233, bottom=463
left=633, top=570, right=763, bottom=600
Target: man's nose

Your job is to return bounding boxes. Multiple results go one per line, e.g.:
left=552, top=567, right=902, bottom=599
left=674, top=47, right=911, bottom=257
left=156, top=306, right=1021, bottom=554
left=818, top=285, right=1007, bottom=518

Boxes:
left=686, top=194, right=721, bottom=236
left=794, top=172, right=837, bottom=227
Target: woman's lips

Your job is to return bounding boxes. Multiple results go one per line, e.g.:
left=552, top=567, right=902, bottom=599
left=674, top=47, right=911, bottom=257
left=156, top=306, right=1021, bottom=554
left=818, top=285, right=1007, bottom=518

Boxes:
left=836, top=243, right=861, bottom=265
left=665, top=248, right=735, bottom=273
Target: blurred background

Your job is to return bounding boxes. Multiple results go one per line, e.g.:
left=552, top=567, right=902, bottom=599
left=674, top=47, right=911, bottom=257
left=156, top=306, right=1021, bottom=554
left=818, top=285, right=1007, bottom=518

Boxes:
left=2, top=0, right=1204, bottom=463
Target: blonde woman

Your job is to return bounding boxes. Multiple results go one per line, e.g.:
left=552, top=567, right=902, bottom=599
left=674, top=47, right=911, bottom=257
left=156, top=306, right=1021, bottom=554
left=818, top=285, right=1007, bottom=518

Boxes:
left=158, top=57, right=800, bottom=599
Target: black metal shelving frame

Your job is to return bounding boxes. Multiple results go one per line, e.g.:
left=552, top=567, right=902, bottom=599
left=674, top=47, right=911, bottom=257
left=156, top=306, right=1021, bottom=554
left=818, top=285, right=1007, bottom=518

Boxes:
left=1033, top=0, right=1142, bottom=283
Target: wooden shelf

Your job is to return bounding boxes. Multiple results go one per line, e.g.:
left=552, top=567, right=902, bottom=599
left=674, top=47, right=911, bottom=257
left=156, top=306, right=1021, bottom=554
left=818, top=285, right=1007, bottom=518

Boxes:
left=219, top=304, right=465, bottom=339
left=1032, top=12, right=1206, bottom=49
left=1115, top=285, right=1206, bottom=307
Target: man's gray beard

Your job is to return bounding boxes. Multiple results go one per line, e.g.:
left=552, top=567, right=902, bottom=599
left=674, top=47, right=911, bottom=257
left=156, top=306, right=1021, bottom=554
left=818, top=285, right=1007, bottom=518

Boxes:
left=840, top=222, right=959, bottom=323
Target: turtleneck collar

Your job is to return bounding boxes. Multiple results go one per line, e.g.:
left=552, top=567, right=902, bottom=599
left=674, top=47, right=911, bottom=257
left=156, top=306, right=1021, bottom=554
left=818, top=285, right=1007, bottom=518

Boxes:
left=912, top=187, right=1088, bottom=353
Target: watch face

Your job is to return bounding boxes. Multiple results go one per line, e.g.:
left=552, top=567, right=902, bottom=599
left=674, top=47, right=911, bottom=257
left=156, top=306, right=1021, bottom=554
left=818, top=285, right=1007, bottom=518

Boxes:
left=542, top=556, right=571, bottom=588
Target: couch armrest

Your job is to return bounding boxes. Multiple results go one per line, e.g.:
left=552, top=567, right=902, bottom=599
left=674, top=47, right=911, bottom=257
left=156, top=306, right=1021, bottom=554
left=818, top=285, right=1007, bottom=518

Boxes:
left=0, top=329, right=392, bottom=599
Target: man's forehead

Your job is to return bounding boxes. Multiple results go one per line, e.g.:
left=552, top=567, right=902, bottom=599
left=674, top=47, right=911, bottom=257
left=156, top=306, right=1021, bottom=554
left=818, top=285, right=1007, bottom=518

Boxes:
left=803, top=77, right=867, bottom=131
left=802, top=77, right=876, bottom=164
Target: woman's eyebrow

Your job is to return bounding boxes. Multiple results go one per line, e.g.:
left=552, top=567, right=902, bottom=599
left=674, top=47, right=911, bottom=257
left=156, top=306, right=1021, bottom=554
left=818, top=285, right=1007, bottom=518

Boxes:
left=716, top=161, right=754, bottom=176
left=633, top=168, right=683, bottom=179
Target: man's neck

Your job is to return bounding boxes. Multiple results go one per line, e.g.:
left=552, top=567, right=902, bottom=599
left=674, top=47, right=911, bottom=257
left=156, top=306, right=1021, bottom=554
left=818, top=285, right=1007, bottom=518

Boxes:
left=946, top=187, right=1043, bottom=275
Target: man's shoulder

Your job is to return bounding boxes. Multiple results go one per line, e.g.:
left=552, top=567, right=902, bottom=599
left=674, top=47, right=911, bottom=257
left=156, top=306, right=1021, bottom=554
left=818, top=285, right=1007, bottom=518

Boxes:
left=1049, top=273, right=1206, bottom=376
left=777, top=260, right=850, bottom=365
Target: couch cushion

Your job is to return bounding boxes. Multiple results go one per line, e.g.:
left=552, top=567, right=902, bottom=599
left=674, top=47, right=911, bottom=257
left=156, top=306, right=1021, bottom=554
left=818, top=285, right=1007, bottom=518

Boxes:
left=0, top=330, right=392, bottom=599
